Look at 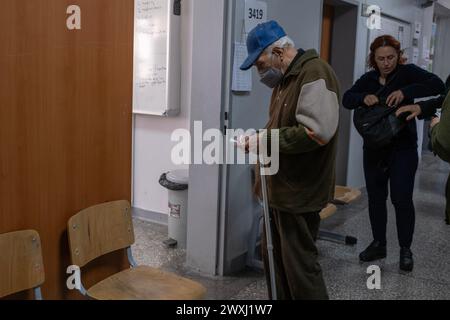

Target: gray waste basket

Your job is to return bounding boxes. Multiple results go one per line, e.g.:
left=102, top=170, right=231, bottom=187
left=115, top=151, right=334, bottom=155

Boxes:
left=159, top=170, right=189, bottom=249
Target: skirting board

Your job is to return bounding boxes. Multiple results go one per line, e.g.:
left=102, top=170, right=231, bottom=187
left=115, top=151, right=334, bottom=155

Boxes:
left=132, top=207, right=168, bottom=226
left=132, top=207, right=256, bottom=275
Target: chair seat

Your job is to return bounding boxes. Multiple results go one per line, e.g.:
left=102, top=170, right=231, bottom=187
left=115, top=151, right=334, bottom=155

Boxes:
left=87, top=266, right=206, bottom=300
left=334, top=186, right=362, bottom=204
left=319, top=204, right=337, bottom=220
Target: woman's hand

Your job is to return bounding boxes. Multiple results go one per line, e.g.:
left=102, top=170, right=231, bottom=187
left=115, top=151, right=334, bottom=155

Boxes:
left=395, top=104, right=422, bottom=121
left=386, top=90, right=405, bottom=107
left=364, top=95, right=379, bottom=107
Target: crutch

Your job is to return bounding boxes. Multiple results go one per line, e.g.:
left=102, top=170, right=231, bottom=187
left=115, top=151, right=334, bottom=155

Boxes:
left=259, top=161, right=277, bottom=300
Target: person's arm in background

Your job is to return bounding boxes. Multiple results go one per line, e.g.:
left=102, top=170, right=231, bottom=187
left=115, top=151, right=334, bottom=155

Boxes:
left=396, top=74, right=449, bottom=121
left=342, top=73, right=371, bottom=110
left=417, top=95, right=446, bottom=120
left=401, top=64, right=445, bottom=101
left=431, top=92, right=450, bottom=162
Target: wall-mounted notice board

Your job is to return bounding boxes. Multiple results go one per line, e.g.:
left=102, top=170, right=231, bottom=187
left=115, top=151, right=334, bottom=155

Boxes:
left=133, top=0, right=181, bottom=116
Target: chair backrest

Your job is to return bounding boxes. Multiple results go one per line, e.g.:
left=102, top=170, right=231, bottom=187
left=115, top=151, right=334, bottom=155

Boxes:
left=67, top=200, right=134, bottom=268
left=319, top=204, right=337, bottom=220
left=0, top=230, right=45, bottom=298
left=334, top=186, right=362, bottom=204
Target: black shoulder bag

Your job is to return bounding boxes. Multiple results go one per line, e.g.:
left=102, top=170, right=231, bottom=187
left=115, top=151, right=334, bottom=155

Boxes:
left=353, top=73, right=407, bottom=149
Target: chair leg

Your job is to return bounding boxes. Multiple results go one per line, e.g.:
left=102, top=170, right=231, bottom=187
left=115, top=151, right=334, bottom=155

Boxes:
left=127, top=247, right=138, bottom=268
left=33, top=287, right=43, bottom=300
left=318, top=230, right=357, bottom=246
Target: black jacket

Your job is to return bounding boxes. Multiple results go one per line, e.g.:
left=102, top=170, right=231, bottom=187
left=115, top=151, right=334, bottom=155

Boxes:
left=343, top=64, right=445, bottom=150
left=417, top=76, right=450, bottom=115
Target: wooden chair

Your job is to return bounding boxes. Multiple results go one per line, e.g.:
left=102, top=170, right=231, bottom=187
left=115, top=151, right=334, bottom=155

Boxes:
left=318, top=186, right=362, bottom=246
left=247, top=186, right=361, bottom=270
left=319, top=186, right=362, bottom=220
left=332, top=186, right=362, bottom=206
left=67, top=200, right=206, bottom=300
left=0, top=230, right=45, bottom=299
left=319, top=203, right=338, bottom=220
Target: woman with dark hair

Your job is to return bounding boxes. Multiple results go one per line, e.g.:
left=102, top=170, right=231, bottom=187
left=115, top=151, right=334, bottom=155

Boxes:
left=343, top=35, right=445, bottom=272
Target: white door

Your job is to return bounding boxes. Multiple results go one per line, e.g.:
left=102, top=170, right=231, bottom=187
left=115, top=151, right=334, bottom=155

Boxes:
left=369, top=17, right=425, bottom=159
left=368, top=17, right=413, bottom=64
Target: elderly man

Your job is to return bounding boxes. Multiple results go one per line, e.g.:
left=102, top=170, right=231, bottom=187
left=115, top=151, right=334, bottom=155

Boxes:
left=239, top=21, right=340, bottom=300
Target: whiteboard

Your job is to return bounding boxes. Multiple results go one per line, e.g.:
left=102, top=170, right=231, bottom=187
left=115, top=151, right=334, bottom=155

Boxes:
left=133, top=0, right=181, bottom=116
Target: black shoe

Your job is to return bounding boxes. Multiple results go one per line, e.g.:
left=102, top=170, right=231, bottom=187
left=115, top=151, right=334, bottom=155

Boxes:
left=359, top=241, right=387, bottom=262
left=400, top=247, right=414, bottom=272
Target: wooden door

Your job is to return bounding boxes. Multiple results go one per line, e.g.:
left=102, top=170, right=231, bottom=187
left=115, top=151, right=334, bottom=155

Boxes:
left=321, top=4, right=335, bottom=63
left=0, top=0, right=134, bottom=299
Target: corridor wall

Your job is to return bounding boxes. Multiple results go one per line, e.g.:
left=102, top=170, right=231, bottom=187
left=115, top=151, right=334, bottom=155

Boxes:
left=0, top=0, right=133, bottom=299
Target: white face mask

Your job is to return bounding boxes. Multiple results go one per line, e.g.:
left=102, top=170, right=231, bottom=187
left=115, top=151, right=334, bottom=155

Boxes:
left=259, top=54, right=283, bottom=88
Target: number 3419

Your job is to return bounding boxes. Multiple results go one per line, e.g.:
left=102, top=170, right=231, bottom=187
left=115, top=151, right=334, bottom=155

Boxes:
left=249, top=8, right=264, bottom=20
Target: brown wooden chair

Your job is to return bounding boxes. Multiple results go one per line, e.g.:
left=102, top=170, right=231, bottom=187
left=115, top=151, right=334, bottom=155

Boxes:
left=332, top=186, right=362, bottom=206
left=319, top=203, right=338, bottom=220
left=318, top=186, right=362, bottom=246
left=0, top=230, right=45, bottom=299
left=67, top=200, right=206, bottom=300
left=319, top=186, right=362, bottom=220
left=247, top=187, right=360, bottom=270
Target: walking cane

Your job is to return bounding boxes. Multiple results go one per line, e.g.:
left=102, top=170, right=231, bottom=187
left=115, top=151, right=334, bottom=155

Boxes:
left=233, top=135, right=277, bottom=299
left=259, top=160, right=277, bottom=300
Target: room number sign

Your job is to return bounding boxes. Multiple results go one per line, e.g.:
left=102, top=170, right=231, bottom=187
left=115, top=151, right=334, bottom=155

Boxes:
left=244, top=0, right=267, bottom=33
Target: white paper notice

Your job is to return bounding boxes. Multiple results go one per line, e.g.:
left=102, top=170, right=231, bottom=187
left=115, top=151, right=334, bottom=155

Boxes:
left=412, top=47, right=419, bottom=65
left=422, top=36, right=430, bottom=58
left=423, top=49, right=430, bottom=62
left=232, top=43, right=252, bottom=92
left=414, top=21, right=422, bottom=40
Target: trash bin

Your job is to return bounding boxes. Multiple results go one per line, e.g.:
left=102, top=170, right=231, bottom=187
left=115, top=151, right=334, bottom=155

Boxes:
left=159, top=170, right=189, bottom=249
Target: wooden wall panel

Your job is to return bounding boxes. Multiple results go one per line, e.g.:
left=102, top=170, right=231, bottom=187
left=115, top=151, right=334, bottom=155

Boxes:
left=0, top=0, right=134, bottom=299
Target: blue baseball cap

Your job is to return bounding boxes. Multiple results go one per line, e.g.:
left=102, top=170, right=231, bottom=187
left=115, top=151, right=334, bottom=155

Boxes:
left=240, top=20, right=287, bottom=71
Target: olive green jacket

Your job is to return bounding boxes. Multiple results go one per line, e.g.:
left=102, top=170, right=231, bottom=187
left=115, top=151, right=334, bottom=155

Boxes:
left=428, top=91, right=450, bottom=223
left=257, top=49, right=340, bottom=214
left=431, top=92, right=450, bottom=162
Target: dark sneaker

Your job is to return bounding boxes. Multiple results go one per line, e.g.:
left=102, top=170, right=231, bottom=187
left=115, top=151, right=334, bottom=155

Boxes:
left=359, top=241, right=387, bottom=262
left=400, top=247, right=414, bottom=272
